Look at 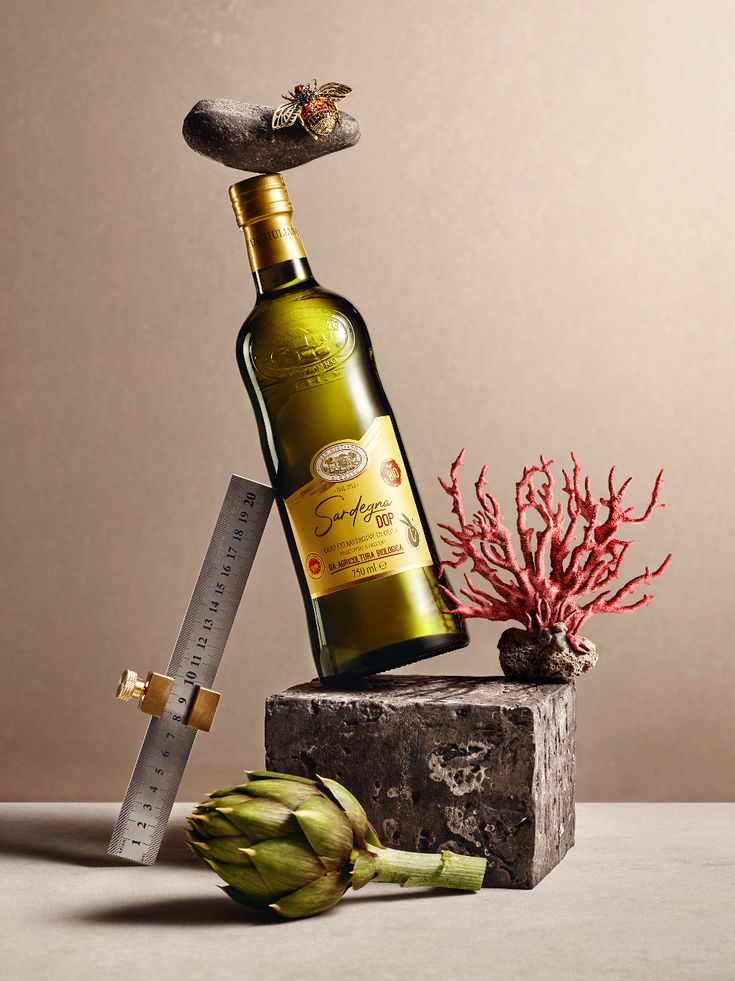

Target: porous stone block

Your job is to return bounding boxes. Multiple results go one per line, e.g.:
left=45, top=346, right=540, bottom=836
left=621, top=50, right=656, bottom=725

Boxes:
left=265, top=676, right=576, bottom=889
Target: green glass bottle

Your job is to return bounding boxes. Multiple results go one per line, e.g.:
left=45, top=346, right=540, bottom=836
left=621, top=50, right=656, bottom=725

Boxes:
left=231, top=174, right=469, bottom=680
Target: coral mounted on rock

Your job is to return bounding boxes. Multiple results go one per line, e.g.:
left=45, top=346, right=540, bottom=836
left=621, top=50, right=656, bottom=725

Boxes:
left=438, top=452, right=671, bottom=681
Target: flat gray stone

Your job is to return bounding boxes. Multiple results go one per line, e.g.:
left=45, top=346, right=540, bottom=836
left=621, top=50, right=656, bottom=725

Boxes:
left=182, top=99, right=360, bottom=173
left=265, top=675, right=576, bottom=888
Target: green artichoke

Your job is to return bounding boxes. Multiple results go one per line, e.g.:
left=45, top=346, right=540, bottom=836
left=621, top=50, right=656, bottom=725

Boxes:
left=188, top=770, right=487, bottom=919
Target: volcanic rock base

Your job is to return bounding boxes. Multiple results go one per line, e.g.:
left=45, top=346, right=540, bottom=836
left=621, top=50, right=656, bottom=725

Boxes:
left=499, top=624, right=598, bottom=681
left=265, top=675, right=576, bottom=888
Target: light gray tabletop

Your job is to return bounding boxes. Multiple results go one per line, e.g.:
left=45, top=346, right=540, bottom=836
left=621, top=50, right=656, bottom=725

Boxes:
left=2, top=803, right=732, bottom=980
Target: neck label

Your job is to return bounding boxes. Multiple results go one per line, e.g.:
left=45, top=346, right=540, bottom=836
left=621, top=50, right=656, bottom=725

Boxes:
left=245, top=213, right=307, bottom=271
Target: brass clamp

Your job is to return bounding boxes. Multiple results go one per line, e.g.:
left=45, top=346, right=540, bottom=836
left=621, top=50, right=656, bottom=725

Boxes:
left=115, top=669, right=221, bottom=733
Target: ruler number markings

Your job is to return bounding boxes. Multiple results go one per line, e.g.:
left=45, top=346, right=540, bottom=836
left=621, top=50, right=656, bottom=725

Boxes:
left=174, top=487, right=262, bottom=700
left=108, top=478, right=274, bottom=865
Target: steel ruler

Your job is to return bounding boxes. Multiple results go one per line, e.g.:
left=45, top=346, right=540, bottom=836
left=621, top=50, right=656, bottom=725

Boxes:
left=108, top=474, right=274, bottom=865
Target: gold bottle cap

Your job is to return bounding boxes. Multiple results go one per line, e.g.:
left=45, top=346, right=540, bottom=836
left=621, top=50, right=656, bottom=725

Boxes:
left=229, top=173, right=293, bottom=228
left=229, top=173, right=306, bottom=271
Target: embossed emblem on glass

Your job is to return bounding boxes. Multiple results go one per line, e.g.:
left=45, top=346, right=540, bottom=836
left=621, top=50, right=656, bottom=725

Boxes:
left=252, top=311, right=355, bottom=380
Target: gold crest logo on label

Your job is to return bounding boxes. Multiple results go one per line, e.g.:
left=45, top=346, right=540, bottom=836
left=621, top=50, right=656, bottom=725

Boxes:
left=313, top=441, right=369, bottom=482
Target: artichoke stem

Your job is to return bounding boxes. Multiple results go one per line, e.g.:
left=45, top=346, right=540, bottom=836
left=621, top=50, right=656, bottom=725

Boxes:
left=371, top=847, right=486, bottom=891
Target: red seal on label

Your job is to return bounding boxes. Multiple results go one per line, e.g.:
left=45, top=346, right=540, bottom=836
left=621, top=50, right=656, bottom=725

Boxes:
left=380, top=458, right=402, bottom=487
left=305, top=552, right=325, bottom=580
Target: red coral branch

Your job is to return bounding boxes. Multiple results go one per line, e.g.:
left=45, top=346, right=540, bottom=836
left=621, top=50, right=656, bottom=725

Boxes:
left=438, top=452, right=671, bottom=650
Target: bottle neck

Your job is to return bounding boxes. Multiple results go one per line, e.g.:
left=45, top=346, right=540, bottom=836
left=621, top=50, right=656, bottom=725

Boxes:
left=241, top=211, right=315, bottom=297
left=253, top=256, right=315, bottom=296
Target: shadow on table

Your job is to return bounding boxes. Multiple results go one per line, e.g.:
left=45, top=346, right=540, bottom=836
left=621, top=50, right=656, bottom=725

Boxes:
left=73, top=894, right=281, bottom=927
left=72, top=884, right=451, bottom=928
left=0, top=809, right=192, bottom=868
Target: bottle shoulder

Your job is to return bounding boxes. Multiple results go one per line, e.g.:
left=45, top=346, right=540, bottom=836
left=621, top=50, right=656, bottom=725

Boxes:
left=237, top=283, right=370, bottom=351
left=236, top=279, right=384, bottom=415
left=250, top=283, right=361, bottom=319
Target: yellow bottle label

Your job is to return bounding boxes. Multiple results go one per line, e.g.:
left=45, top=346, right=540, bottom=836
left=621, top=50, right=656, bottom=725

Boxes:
left=284, top=416, right=434, bottom=598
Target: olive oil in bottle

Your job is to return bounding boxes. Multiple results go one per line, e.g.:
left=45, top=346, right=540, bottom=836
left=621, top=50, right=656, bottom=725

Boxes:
left=231, top=173, right=468, bottom=680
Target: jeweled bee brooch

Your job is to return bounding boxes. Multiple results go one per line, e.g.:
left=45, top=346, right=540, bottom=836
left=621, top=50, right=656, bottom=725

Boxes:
left=272, top=80, right=352, bottom=139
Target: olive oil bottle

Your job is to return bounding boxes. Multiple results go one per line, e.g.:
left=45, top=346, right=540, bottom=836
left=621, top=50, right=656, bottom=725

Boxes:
left=231, top=174, right=468, bottom=680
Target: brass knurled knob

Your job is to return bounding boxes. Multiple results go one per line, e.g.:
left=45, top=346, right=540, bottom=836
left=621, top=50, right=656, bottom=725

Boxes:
left=115, top=669, right=173, bottom=718
left=116, top=669, right=145, bottom=702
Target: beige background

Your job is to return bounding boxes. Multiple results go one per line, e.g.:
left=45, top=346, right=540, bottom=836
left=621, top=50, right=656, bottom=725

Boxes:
left=1, top=0, right=733, bottom=802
